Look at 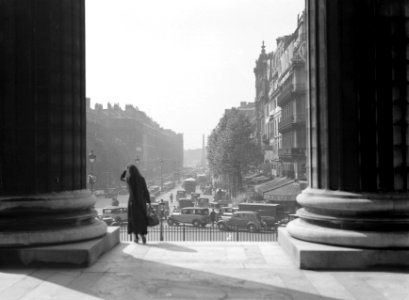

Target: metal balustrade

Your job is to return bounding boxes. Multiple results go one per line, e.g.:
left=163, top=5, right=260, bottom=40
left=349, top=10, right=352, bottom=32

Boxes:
left=118, top=223, right=277, bottom=242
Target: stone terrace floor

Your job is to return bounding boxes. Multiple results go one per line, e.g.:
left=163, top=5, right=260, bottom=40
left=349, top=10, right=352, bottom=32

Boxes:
left=0, top=242, right=408, bottom=300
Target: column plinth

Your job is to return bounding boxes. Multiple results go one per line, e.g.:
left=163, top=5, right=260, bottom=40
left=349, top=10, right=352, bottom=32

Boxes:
left=0, top=190, right=107, bottom=247
left=288, top=188, right=409, bottom=248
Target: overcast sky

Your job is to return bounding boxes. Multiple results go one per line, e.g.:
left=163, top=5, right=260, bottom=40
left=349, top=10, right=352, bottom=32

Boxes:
left=86, top=0, right=305, bottom=150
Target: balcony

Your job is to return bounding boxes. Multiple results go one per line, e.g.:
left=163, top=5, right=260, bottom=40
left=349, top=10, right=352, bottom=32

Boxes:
left=278, top=147, right=306, bottom=160
left=278, top=113, right=306, bottom=133
left=277, top=82, right=293, bottom=106
left=277, top=81, right=306, bottom=107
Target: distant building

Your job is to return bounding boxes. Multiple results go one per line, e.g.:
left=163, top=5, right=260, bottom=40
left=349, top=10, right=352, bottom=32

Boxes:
left=254, top=12, right=307, bottom=180
left=225, top=101, right=256, bottom=124
left=86, top=100, right=183, bottom=186
left=254, top=42, right=269, bottom=148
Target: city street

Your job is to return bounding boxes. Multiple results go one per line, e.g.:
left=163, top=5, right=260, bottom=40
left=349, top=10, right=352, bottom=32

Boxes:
left=91, top=185, right=277, bottom=243
left=93, top=184, right=210, bottom=216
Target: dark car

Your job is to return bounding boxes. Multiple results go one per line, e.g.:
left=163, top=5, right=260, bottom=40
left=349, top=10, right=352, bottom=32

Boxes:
left=167, top=207, right=210, bottom=227
left=176, top=190, right=187, bottom=201
left=217, top=211, right=264, bottom=232
left=260, top=216, right=277, bottom=230
left=104, top=188, right=118, bottom=198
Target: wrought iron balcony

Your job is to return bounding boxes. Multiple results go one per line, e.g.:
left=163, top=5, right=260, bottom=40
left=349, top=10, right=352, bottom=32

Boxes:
left=277, top=82, right=306, bottom=107
left=278, top=114, right=306, bottom=132
left=278, top=147, right=306, bottom=159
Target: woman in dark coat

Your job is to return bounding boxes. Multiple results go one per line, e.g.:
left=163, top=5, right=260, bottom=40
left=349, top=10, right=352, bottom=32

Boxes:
left=120, top=164, right=151, bottom=244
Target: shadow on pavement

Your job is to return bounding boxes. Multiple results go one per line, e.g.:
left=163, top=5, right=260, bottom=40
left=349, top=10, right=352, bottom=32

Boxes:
left=143, top=242, right=197, bottom=252
left=0, top=243, right=348, bottom=300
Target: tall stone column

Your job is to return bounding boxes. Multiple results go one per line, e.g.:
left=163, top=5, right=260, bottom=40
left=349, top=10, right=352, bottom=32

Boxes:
left=0, top=0, right=107, bottom=247
left=282, top=0, right=409, bottom=268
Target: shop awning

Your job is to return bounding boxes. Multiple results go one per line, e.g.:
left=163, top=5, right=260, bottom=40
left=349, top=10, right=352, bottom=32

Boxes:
left=244, top=174, right=270, bottom=185
left=263, top=181, right=305, bottom=202
left=254, top=177, right=293, bottom=194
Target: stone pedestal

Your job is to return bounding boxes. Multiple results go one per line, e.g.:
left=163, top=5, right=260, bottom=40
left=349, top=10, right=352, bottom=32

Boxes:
left=279, top=227, right=409, bottom=270
left=0, top=227, right=120, bottom=267
left=281, top=0, right=409, bottom=269
left=0, top=0, right=113, bottom=262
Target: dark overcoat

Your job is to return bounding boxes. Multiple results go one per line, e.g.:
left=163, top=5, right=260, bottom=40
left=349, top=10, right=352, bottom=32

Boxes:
left=123, top=172, right=151, bottom=235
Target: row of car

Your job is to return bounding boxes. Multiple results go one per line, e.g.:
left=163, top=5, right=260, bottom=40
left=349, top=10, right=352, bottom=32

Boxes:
left=99, top=204, right=274, bottom=232
left=167, top=207, right=271, bottom=232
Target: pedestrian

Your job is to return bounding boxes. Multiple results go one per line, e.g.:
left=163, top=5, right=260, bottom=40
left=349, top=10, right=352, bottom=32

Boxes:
left=170, top=193, right=173, bottom=202
left=120, top=164, right=151, bottom=244
left=210, top=209, right=216, bottom=226
left=111, top=196, right=119, bottom=206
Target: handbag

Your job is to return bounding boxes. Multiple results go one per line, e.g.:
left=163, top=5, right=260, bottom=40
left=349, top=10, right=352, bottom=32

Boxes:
left=147, top=205, right=159, bottom=227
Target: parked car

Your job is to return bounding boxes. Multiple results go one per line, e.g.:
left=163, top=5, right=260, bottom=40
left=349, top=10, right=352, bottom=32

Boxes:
left=260, top=216, right=277, bottom=230
left=99, top=216, right=120, bottom=226
left=150, top=200, right=170, bottom=219
left=176, top=190, right=187, bottom=201
left=102, top=204, right=128, bottom=223
left=219, top=206, right=239, bottom=220
left=237, top=203, right=279, bottom=230
left=182, top=178, right=197, bottom=194
left=191, top=192, right=200, bottom=200
left=167, top=207, right=210, bottom=227
left=104, top=188, right=118, bottom=198
left=118, top=188, right=129, bottom=195
left=217, top=211, right=265, bottom=232
left=94, top=190, right=105, bottom=198
left=197, top=197, right=210, bottom=208
left=178, top=198, right=194, bottom=209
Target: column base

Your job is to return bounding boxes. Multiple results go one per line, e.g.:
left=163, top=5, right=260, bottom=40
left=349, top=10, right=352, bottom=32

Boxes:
left=0, top=226, right=120, bottom=267
left=278, top=227, right=409, bottom=270
left=0, top=190, right=107, bottom=247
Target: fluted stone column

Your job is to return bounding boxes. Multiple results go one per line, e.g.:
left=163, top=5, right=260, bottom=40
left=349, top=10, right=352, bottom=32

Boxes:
left=286, top=0, right=409, bottom=252
left=0, top=0, right=107, bottom=247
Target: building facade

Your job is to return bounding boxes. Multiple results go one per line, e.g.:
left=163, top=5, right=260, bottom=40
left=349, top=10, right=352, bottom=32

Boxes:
left=254, top=13, right=307, bottom=180
left=86, top=100, right=183, bottom=187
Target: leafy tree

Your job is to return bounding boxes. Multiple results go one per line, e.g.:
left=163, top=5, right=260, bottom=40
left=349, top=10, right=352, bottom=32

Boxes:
left=207, top=109, right=263, bottom=197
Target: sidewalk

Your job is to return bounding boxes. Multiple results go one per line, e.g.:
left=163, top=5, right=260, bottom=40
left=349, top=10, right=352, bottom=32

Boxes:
left=0, top=242, right=408, bottom=300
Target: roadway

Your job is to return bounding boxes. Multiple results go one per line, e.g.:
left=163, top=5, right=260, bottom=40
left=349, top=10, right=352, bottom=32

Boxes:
left=93, top=184, right=210, bottom=216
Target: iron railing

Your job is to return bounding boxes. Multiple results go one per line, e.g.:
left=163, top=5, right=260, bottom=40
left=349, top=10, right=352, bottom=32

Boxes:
left=119, top=223, right=277, bottom=242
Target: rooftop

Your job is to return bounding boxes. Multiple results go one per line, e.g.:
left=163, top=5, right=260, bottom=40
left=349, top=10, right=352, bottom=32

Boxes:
left=1, top=241, right=407, bottom=299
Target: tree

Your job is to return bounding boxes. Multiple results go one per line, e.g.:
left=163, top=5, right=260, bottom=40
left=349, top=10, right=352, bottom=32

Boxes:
left=207, top=109, right=263, bottom=197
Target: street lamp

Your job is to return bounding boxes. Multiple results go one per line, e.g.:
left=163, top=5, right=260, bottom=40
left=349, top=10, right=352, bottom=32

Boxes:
left=159, top=159, right=164, bottom=192
left=88, top=150, right=96, bottom=192
left=159, top=200, right=165, bottom=241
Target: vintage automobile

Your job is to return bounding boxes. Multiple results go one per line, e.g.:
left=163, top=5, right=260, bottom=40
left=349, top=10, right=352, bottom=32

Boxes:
left=102, top=204, right=128, bottom=223
left=217, top=211, right=265, bottom=232
left=237, top=203, right=279, bottom=230
left=178, top=198, right=193, bottom=209
left=98, top=216, right=120, bottom=226
left=176, top=190, right=187, bottom=201
left=182, top=178, right=197, bottom=194
left=94, top=190, right=105, bottom=198
left=196, top=197, right=210, bottom=208
left=167, top=207, right=210, bottom=227
left=219, top=206, right=239, bottom=220
left=150, top=200, right=170, bottom=219
left=104, top=188, right=118, bottom=198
